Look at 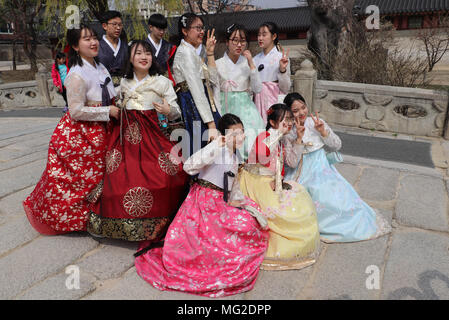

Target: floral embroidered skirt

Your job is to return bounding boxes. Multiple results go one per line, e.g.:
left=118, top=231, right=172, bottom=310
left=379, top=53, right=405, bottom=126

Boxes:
left=134, top=183, right=269, bottom=298
left=238, top=169, right=320, bottom=271
left=23, top=112, right=107, bottom=234
left=285, top=148, right=392, bottom=243
left=88, top=109, right=189, bottom=241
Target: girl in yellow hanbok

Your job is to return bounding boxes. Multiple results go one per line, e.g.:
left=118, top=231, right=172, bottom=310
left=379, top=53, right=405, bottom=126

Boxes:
left=239, top=103, right=320, bottom=270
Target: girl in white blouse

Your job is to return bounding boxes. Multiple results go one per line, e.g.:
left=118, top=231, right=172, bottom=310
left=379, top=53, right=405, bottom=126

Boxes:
left=253, top=22, right=291, bottom=125
left=23, top=25, right=119, bottom=235
left=172, top=13, right=221, bottom=158
left=216, top=24, right=265, bottom=160
left=283, top=92, right=391, bottom=243
left=88, top=40, right=189, bottom=241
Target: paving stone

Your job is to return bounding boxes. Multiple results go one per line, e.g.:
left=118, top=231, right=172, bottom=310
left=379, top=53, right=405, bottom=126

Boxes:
left=244, top=267, right=313, bottom=300
left=357, top=167, right=400, bottom=201
left=0, top=159, right=46, bottom=198
left=78, top=240, right=138, bottom=281
left=0, top=215, right=39, bottom=257
left=302, top=236, right=389, bottom=300
left=382, top=229, right=449, bottom=300
left=16, top=270, right=96, bottom=300
left=396, top=175, right=448, bottom=232
left=0, top=150, right=48, bottom=172
left=334, top=162, right=361, bottom=186
left=375, top=208, right=394, bottom=225
left=0, top=143, right=48, bottom=162
left=0, top=233, right=98, bottom=299
left=83, top=267, right=162, bottom=300
left=0, top=186, right=34, bottom=222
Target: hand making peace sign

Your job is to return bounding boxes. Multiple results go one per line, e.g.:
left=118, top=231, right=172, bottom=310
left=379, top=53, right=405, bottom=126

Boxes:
left=310, top=112, right=328, bottom=138
left=279, top=48, right=290, bottom=73
left=206, top=28, right=217, bottom=56
left=294, top=116, right=306, bottom=143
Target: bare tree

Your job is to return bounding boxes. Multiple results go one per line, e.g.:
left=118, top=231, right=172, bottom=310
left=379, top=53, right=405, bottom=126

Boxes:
left=0, top=0, right=45, bottom=73
left=306, top=0, right=357, bottom=79
left=416, top=14, right=449, bottom=72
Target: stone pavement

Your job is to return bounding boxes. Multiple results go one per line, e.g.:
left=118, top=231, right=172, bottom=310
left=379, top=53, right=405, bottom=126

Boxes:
left=0, top=114, right=448, bottom=300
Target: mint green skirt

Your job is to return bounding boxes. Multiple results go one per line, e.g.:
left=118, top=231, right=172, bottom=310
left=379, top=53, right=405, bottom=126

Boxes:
left=220, top=91, right=265, bottom=160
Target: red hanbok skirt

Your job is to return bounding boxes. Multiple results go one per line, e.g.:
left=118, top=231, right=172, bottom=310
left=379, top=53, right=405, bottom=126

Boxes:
left=23, top=112, right=108, bottom=235
left=88, top=109, right=189, bottom=241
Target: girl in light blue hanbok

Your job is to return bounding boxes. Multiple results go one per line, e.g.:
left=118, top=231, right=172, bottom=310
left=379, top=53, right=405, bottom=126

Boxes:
left=283, top=93, right=391, bottom=243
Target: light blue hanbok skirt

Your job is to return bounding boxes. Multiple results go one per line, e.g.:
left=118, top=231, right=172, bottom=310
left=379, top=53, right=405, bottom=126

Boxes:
left=285, top=148, right=389, bottom=242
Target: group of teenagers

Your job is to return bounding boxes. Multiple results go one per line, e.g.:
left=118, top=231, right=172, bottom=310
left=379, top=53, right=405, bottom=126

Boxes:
left=24, top=11, right=391, bottom=298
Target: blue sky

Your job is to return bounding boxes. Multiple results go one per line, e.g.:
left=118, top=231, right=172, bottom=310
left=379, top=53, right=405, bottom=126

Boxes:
left=250, top=0, right=305, bottom=9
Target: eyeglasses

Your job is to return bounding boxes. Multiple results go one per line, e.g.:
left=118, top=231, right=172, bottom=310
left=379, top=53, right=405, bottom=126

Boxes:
left=190, top=25, right=205, bottom=32
left=230, top=38, right=247, bottom=46
left=107, top=23, right=123, bottom=28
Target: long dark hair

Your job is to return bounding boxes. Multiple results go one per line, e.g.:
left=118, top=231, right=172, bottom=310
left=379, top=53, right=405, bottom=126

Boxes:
left=266, top=104, right=292, bottom=131
left=259, top=21, right=281, bottom=51
left=217, top=113, right=244, bottom=136
left=67, top=24, right=99, bottom=68
left=284, top=92, right=306, bottom=109
left=123, top=40, right=161, bottom=79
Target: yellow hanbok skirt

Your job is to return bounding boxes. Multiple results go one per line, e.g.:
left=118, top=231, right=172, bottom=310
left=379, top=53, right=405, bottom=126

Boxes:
left=239, top=169, right=320, bottom=270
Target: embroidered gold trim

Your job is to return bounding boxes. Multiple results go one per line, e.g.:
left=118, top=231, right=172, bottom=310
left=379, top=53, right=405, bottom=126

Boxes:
left=105, top=149, right=122, bottom=174
left=196, top=179, right=223, bottom=192
left=87, top=211, right=169, bottom=241
left=124, top=122, right=142, bottom=144
left=123, top=187, right=154, bottom=217
left=158, top=152, right=179, bottom=176
left=86, top=181, right=104, bottom=204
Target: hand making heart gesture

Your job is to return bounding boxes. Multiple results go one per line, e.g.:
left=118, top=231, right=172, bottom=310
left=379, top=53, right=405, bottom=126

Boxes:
left=279, top=48, right=290, bottom=73
left=310, top=112, right=328, bottom=138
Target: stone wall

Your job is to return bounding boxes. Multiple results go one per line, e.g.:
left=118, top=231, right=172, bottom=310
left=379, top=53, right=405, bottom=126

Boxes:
left=0, top=68, right=65, bottom=110
left=293, top=60, right=449, bottom=140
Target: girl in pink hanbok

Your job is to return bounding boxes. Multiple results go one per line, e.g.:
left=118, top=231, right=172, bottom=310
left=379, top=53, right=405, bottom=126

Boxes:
left=253, top=22, right=291, bottom=124
left=135, top=114, right=269, bottom=298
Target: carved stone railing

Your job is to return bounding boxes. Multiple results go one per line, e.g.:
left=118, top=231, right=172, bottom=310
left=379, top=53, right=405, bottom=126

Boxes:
left=293, top=60, right=449, bottom=140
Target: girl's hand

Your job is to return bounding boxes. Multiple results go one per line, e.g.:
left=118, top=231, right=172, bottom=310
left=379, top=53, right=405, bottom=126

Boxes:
left=279, top=48, right=290, bottom=73
left=310, top=112, right=328, bottom=137
left=217, top=135, right=226, bottom=147
left=152, top=98, right=170, bottom=116
left=207, top=122, right=219, bottom=143
left=278, top=117, right=291, bottom=135
left=242, top=50, right=256, bottom=69
left=294, top=117, right=305, bottom=142
left=109, top=106, right=120, bottom=120
left=206, top=28, right=217, bottom=56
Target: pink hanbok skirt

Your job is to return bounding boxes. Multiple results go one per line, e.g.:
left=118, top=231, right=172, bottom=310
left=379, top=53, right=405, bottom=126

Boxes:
left=254, top=81, right=281, bottom=124
left=135, top=183, right=269, bottom=298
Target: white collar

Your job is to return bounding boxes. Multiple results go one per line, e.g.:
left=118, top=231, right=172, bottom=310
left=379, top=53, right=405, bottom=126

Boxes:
left=224, top=52, right=244, bottom=66
left=133, top=73, right=150, bottom=86
left=81, top=57, right=98, bottom=70
left=102, top=35, right=122, bottom=57
left=181, top=39, right=203, bottom=56
left=147, top=34, right=162, bottom=56
left=262, top=45, right=278, bottom=58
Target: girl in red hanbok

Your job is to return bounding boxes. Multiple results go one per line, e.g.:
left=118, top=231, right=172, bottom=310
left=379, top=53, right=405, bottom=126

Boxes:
left=23, top=25, right=119, bottom=235
left=88, top=40, right=189, bottom=241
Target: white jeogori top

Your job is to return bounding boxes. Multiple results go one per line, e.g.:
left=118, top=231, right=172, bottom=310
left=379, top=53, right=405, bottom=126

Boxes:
left=64, top=58, right=116, bottom=122
left=253, top=46, right=291, bottom=93
left=172, top=39, right=220, bottom=124
left=216, top=53, right=262, bottom=93
left=120, top=74, right=181, bottom=121
left=183, top=139, right=245, bottom=201
left=285, top=117, right=342, bottom=154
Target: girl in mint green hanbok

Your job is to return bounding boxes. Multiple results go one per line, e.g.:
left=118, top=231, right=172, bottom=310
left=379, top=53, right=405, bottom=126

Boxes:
left=216, top=24, right=265, bottom=160
left=283, top=93, right=391, bottom=243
